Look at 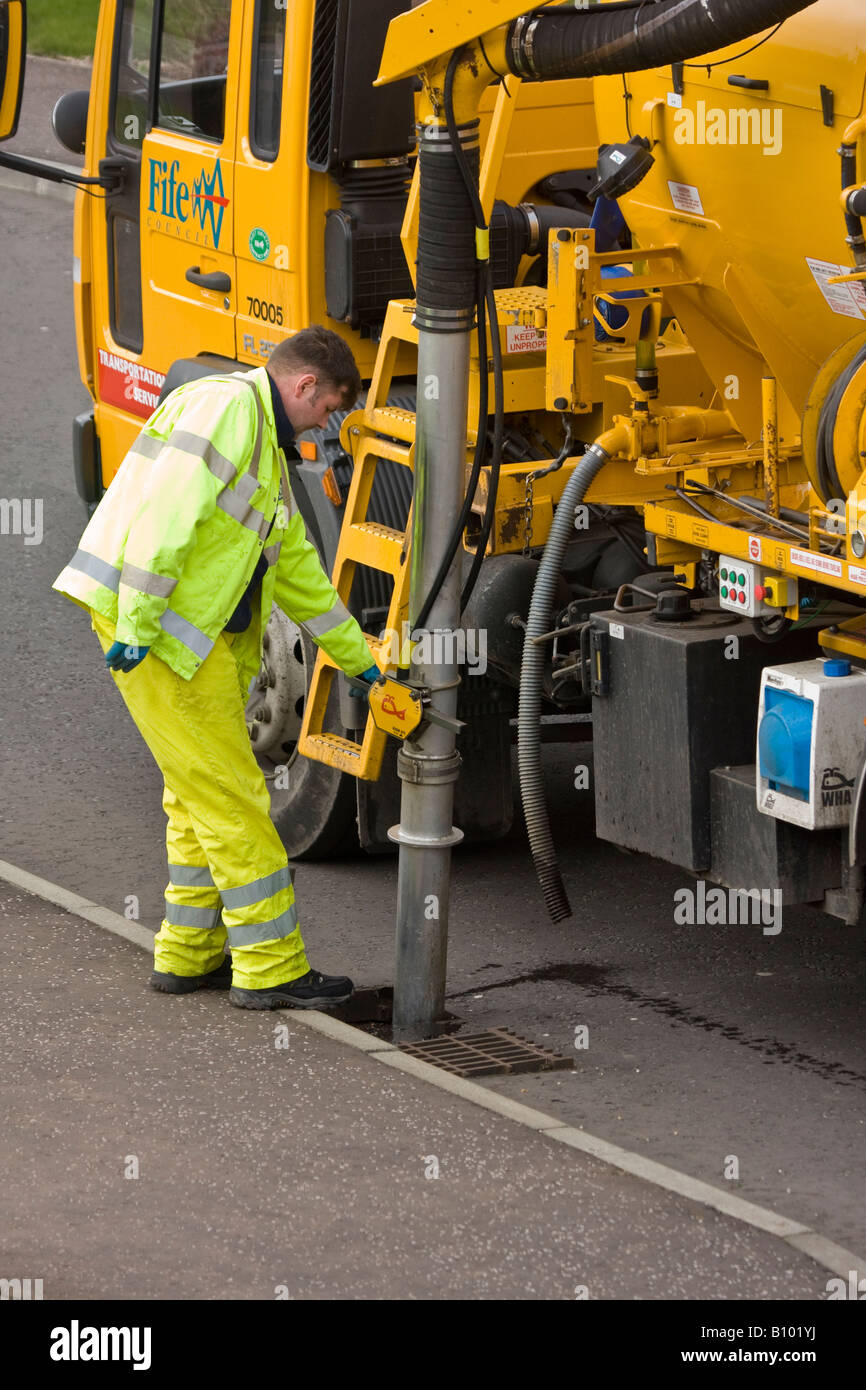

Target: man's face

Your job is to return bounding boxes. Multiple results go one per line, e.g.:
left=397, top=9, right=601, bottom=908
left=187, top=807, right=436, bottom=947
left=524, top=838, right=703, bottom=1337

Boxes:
left=279, top=372, right=346, bottom=433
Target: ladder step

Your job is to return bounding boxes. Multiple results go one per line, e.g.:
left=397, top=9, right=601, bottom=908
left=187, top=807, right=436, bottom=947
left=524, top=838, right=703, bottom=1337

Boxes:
left=344, top=521, right=406, bottom=568
left=298, top=726, right=386, bottom=781
left=303, top=732, right=363, bottom=763
left=299, top=385, right=415, bottom=781
left=368, top=406, right=416, bottom=442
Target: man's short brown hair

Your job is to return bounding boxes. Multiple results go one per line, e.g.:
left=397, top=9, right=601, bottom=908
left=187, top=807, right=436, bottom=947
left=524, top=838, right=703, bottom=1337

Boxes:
left=268, top=326, right=362, bottom=410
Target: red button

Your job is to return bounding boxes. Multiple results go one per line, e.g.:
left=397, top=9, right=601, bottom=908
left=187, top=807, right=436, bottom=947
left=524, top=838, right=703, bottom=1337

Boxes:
left=738, top=591, right=747, bottom=604
left=755, top=585, right=766, bottom=601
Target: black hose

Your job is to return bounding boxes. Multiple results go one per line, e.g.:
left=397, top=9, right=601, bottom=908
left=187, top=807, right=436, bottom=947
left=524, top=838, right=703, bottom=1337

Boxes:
left=461, top=271, right=505, bottom=611
left=841, top=141, right=866, bottom=264
left=519, top=441, right=613, bottom=922
left=522, top=202, right=591, bottom=249
left=507, top=0, right=818, bottom=82
left=850, top=189, right=866, bottom=219
left=816, top=343, right=866, bottom=503
left=414, top=262, right=489, bottom=633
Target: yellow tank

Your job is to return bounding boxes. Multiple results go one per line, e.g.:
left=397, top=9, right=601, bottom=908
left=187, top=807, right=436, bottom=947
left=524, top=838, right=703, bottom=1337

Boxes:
left=592, top=0, right=866, bottom=448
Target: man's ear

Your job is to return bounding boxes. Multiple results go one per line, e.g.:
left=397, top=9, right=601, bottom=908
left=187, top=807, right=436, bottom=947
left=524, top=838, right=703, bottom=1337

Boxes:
left=295, top=371, right=317, bottom=397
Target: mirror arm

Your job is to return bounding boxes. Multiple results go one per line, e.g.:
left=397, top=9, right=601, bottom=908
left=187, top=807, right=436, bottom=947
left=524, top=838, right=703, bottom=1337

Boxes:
left=0, top=150, right=120, bottom=189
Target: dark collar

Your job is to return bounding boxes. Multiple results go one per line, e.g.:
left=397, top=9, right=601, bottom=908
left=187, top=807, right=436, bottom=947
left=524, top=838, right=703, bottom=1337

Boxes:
left=266, top=370, right=296, bottom=452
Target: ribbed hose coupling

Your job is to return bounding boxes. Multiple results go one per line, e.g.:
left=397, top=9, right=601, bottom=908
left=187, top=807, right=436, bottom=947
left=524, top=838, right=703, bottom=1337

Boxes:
left=518, top=441, right=611, bottom=924
left=414, top=122, right=480, bottom=334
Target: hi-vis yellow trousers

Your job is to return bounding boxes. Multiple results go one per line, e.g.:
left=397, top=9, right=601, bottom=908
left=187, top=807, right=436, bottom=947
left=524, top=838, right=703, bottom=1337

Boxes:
left=90, top=608, right=310, bottom=990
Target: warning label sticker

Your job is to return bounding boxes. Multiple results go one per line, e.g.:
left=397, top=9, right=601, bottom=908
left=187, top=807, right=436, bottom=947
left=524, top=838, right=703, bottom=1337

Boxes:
left=668, top=181, right=705, bottom=217
left=848, top=564, right=866, bottom=587
left=789, top=547, right=843, bottom=579
left=505, top=325, right=547, bottom=355
left=806, top=258, right=866, bottom=320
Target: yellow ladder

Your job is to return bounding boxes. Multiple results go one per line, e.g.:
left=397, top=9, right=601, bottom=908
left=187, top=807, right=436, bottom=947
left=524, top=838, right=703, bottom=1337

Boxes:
left=297, top=304, right=420, bottom=780
left=297, top=283, right=546, bottom=778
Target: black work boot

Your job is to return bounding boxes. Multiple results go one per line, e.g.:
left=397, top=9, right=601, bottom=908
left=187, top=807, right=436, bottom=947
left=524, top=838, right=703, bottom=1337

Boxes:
left=229, top=968, right=354, bottom=1010
left=150, top=956, right=232, bottom=994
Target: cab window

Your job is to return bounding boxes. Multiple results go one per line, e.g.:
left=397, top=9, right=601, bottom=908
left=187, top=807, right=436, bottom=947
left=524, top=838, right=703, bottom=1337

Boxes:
left=113, top=0, right=153, bottom=149
left=157, top=0, right=232, bottom=143
left=250, top=0, right=286, bottom=162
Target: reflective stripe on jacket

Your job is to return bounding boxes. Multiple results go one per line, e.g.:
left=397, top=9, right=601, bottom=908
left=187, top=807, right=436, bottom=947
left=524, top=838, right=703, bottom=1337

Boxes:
left=51, top=365, right=372, bottom=680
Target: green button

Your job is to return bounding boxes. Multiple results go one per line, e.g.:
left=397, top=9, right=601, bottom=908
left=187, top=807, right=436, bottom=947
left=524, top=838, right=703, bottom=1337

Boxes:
left=738, top=573, right=746, bottom=587
left=720, top=568, right=728, bottom=581
left=721, top=586, right=728, bottom=599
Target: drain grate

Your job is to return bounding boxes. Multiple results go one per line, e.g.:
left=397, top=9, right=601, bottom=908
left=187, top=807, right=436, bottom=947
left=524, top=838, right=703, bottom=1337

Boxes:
left=398, top=1027, right=573, bottom=1078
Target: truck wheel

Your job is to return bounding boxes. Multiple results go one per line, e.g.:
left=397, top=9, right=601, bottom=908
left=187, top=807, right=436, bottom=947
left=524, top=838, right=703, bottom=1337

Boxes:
left=246, top=607, right=357, bottom=860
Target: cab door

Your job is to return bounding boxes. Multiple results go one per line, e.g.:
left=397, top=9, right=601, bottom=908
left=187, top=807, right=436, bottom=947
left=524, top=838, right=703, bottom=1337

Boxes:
left=96, top=0, right=240, bottom=468
left=139, top=0, right=240, bottom=363
left=233, top=0, right=293, bottom=368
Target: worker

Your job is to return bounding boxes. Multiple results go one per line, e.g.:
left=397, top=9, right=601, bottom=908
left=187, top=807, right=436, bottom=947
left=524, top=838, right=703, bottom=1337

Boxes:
left=52, top=327, right=380, bottom=1011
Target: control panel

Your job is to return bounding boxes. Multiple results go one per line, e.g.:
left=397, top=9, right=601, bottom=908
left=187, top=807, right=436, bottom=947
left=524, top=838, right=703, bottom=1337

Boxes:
left=718, top=557, right=797, bottom=618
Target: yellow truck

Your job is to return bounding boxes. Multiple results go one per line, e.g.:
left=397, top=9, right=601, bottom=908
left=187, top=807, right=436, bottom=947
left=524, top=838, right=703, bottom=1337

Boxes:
left=0, top=0, right=599, bottom=870
left=4, top=0, right=866, bottom=1034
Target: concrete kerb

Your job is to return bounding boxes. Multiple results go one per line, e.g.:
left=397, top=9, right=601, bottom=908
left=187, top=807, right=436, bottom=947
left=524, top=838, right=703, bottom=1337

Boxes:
left=1, top=854, right=863, bottom=1284
left=0, top=161, right=78, bottom=204
left=0, top=858, right=154, bottom=951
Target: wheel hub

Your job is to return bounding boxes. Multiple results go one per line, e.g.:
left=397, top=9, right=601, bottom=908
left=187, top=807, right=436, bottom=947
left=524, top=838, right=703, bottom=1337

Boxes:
left=245, top=607, right=306, bottom=764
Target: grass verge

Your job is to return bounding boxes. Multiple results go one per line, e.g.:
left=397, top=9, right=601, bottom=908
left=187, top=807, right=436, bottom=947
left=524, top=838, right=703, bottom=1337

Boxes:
left=26, top=0, right=100, bottom=60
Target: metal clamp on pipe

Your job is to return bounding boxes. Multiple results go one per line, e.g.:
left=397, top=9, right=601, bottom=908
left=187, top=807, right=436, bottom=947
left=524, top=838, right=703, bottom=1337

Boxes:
left=396, top=747, right=463, bottom=787
left=347, top=672, right=465, bottom=741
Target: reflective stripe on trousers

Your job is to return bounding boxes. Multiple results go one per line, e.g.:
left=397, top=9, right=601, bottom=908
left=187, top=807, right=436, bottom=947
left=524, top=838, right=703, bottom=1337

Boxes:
left=90, top=607, right=310, bottom=990
left=164, top=850, right=300, bottom=948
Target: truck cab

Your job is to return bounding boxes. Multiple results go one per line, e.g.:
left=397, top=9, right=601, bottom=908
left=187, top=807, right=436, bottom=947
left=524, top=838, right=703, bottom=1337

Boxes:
left=56, top=0, right=419, bottom=503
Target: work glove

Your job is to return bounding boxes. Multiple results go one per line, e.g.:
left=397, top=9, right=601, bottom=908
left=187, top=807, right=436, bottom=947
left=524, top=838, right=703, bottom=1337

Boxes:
left=105, top=640, right=150, bottom=673
left=347, top=663, right=381, bottom=700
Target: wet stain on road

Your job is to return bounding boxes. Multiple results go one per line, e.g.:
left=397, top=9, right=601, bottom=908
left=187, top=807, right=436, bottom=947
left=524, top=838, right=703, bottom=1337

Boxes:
left=449, top=963, right=866, bottom=1088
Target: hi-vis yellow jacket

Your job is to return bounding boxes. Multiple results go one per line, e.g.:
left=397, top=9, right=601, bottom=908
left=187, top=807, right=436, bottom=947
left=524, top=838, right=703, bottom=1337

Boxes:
left=52, top=365, right=372, bottom=682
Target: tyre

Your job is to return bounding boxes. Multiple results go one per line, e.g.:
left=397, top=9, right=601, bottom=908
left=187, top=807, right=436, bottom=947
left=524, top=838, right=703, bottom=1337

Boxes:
left=245, top=607, right=358, bottom=860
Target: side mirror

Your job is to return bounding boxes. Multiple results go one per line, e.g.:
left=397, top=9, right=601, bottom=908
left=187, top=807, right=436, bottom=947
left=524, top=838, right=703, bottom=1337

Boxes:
left=52, top=88, right=89, bottom=154
left=0, top=1, right=26, bottom=142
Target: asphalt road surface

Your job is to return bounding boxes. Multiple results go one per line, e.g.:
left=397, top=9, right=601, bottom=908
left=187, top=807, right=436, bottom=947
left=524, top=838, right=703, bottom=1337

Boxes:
left=1, top=885, right=833, bottom=1302
left=1, top=180, right=864, bottom=1270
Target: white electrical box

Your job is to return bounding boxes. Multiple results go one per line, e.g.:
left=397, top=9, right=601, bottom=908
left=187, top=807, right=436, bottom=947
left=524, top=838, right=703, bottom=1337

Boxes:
left=719, top=556, right=797, bottom=619
left=756, top=659, right=866, bottom=829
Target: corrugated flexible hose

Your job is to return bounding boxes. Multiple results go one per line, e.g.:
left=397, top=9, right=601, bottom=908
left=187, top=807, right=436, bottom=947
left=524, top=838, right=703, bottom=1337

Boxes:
left=518, top=443, right=611, bottom=923
left=508, top=0, right=819, bottom=83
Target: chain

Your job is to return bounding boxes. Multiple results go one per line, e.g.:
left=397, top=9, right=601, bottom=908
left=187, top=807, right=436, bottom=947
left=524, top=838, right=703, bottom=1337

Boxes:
left=522, top=471, right=535, bottom=556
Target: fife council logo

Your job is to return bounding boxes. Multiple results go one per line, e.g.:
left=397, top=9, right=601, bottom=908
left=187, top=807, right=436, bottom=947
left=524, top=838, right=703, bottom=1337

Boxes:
left=147, top=157, right=230, bottom=248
